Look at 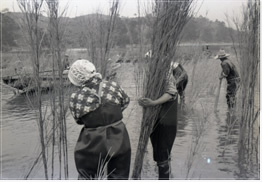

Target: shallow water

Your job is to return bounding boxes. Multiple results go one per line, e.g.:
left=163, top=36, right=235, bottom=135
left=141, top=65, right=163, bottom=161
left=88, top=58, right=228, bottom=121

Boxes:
left=1, top=62, right=259, bottom=180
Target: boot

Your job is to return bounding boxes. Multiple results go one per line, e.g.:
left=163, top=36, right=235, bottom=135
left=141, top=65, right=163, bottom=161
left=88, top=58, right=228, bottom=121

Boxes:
left=157, top=160, right=170, bottom=180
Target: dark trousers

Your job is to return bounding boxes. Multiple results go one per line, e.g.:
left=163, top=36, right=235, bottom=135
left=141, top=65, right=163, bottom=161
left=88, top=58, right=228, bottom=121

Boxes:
left=75, top=122, right=131, bottom=180
left=150, top=122, right=177, bottom=180
left=150, top=99, right=178, bottom=179
left=226, top=81, right=240, bottom=109
left=150, top=123, right=177, bottom=163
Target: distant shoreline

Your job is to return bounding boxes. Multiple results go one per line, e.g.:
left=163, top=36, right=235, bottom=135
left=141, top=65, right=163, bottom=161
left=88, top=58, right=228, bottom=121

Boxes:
left=3, top=43, right=235, bottom=53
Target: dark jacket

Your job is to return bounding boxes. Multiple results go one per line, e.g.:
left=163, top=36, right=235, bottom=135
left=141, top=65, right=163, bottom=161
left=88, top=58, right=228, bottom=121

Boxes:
left=221, top=59, right=240, bottom=84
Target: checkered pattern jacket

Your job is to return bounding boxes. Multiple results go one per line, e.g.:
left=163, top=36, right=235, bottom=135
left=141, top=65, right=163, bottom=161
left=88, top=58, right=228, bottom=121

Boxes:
left=69, top=76, right=130, bottom=122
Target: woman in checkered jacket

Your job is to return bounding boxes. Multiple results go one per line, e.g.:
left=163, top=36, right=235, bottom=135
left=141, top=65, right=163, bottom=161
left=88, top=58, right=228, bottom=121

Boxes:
left=68, top=59, right=131, bottom=179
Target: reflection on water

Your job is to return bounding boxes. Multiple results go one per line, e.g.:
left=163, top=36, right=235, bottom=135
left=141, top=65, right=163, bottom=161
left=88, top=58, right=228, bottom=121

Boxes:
left=216, top=109, right=259, bottom=180
left=177, top=104, right=190, bottom=138
left=217, top=111, right=239, bottom=174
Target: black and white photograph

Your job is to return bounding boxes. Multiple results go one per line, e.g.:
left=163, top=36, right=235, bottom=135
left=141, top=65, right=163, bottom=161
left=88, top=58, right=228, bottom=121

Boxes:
left=0, top=0, right=260, bottom=180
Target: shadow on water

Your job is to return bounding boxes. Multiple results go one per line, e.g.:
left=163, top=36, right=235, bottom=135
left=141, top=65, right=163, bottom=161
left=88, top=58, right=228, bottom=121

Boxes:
left=216, top=111, right=239, bottom=173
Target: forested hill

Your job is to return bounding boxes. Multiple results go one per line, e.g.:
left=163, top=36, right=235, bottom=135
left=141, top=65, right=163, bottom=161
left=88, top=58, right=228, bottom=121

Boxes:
left=1, top=11, right=236, bottom=51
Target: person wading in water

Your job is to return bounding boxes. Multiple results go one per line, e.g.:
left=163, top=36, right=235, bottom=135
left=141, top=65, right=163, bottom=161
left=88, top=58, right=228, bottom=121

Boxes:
left=215, top=49, right=241, bottom=110
left=68, top=59, right=131, bottom=179
left=138, top=64, right=178, bottom=180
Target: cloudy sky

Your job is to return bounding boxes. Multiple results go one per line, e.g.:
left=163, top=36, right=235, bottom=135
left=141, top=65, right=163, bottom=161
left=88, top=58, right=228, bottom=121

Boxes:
left=1, top=0, right=248, bottom=22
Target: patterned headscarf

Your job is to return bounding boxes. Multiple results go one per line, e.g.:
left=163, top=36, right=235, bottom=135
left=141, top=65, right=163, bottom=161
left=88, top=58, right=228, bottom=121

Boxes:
left=68, top=59, right=102, bottom=86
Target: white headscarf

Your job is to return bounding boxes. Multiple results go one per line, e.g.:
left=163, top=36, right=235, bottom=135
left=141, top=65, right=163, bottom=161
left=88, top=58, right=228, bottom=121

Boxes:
left=68, top=59, right=101, bottom=86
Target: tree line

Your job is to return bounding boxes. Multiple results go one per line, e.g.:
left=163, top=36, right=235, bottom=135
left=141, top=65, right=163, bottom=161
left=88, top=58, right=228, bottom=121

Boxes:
left=1, top=12, right=237, bottom=51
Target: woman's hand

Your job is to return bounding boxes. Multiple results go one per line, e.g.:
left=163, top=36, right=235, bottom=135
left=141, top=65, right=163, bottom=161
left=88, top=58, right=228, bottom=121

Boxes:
left=138, top=98, right=155, bottom=107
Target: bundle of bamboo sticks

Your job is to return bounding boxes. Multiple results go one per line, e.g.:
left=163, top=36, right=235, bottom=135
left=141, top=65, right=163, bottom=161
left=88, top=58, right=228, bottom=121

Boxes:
left=132, top=0, right=194, bottom=179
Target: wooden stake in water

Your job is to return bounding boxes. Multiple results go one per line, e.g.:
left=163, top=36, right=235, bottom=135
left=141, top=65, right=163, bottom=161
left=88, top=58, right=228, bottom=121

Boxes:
left=214, top=79, right=222, bottom=112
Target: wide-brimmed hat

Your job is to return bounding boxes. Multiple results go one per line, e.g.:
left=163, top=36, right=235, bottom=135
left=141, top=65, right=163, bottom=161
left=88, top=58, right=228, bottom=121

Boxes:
left=214, top=49, right=230, bottom=59
left=68, top=59, right=97, bottom=86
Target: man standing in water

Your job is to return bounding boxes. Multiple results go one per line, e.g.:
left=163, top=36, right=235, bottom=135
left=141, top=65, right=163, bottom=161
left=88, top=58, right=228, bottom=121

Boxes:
left=138, top=69, right=178, bottom=180
left=215, top=49, right=240, bottom=109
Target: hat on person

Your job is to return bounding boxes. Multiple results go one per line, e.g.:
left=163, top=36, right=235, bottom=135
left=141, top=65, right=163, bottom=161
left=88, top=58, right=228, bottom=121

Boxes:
left=68, top=59, right=97, bottom=86
left=214, top=49, right=230, bottom=59
left=171, top=61, right=179, bottom=69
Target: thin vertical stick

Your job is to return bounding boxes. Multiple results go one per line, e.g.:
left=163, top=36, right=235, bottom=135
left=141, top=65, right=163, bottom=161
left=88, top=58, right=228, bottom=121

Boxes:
left=214, top=79, right=222, bottom=112
left=227, top=0, right=259, bottom=177
left=46, top=0, right=69, bottom=179
left=17, top=0, right=48, bottom=179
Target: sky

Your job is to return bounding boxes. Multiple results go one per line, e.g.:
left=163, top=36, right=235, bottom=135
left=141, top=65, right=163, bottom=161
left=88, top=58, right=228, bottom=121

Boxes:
left=1, top=0, right=248, bottom=22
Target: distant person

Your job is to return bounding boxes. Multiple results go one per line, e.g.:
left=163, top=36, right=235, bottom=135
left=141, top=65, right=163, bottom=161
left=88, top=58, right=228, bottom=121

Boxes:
left=145, top=50, right=152, bottom=59
left=215, top=49, right=240, bottom=109
left=171, top=61, right=188, bottom=106
left=63, top=54, right=70, bottom=70
left=138, top=67, right=178, bottom=180
left=68, top=59, right=131, bottom=179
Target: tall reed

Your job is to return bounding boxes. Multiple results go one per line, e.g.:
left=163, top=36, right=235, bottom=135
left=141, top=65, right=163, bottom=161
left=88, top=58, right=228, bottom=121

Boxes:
left=80, top=0, right=120, bottom=79
left=16, top=0, right=48, bottom=179
left=133, top=0, right=151, bottom=97
left=233, top=0, right=259, bottom=177
left=179, top=44, right=219, bottom=178
left=132, top=0, right=194, bottom=179
left=226, top=0, right=259, bottom=178
left=45, top=0, right=69, bottom=179
left=185, top=103, right=210, bottom=178
left=17, top=0, right=70, bottom=179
